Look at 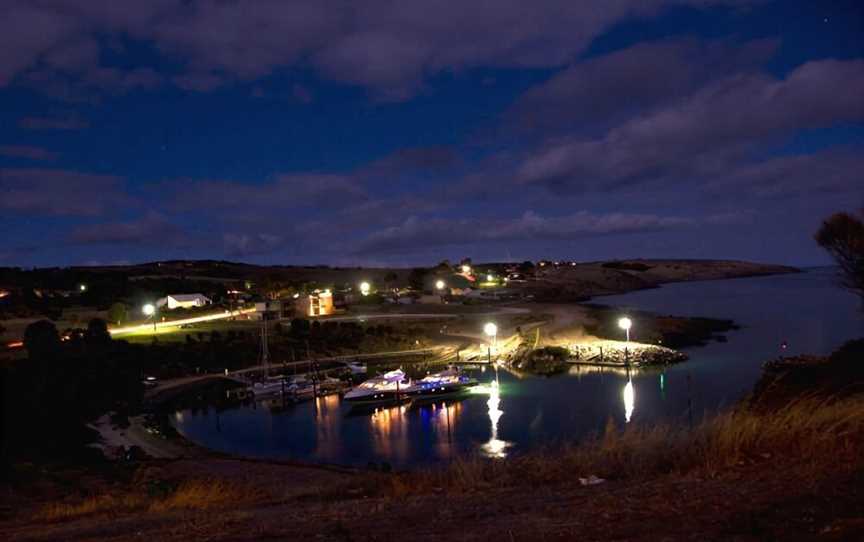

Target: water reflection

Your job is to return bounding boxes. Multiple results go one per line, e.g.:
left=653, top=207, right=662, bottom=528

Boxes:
left=623, top=377, right=635, bottom=423
left=481, top=377, right=511, bottom=458
left=314, top=395, right=341, bottom=460
left=369, top=404, right=410, bottom=461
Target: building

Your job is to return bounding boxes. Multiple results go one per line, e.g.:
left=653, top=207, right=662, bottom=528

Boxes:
left=296, top=290, right=334, bottom=317
left=156, top=293, right=212, bottom=310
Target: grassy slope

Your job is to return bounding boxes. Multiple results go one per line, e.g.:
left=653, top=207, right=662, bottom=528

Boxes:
left=3, top=394, right=863, bottom=541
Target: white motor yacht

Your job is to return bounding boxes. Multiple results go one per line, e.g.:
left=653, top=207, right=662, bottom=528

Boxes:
left=408, top=367, right=478, bottom=400
left=344, top=369, right=413, bottom=406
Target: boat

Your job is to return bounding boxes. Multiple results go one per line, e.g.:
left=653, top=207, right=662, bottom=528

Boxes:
left=345, top=361, right=367, bottom=375
left=343, top=369, right=413, bottom=406
left=251, top=375, right=316, bottom=399
left=408, top=367, right=478, bottom=401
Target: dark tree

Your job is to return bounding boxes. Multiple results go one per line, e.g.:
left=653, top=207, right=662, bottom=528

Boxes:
left=85, top=318, right=112, bottom=344
left=107, top=302, right=128, bottom=325
left=815, top=210, right=864, bottom=299
left=23, top=319, right=61, bottom=359
left=408, top=267, right=428, bottom=290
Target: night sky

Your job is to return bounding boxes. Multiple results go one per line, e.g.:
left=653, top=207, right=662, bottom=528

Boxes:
left=1, top=0, right=862, bottom=268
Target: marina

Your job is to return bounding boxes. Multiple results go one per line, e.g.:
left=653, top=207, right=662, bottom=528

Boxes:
left=172, top=269, right=864, bottom=468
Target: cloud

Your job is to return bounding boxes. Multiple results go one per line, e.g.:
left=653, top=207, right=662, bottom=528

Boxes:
left=18, top=115, right=88, bottom=130
left=507, top=37, right=778, bottom=133
left=68, top=212, right=186, bottom=245
left=168, top=173, right=367, bottom=218
left=0, top=145, right=58, bottom=161
left=0, top=168, right=130, bottom=216
left=223, top=232, right=285, bottom=257
left=517, top=59, right=864, bottom=191
left=705, top=148, right=864, bottom=199
left=356, top=210, right=697, bottom=253
left=0, top=0, right=764, bottom=98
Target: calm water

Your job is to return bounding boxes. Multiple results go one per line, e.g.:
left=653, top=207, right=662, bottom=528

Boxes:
left=173, top=268, right=863, bottom=467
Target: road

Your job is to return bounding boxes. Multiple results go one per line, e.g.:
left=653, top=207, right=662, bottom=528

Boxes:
left=109, top=307, right=258, bottom=336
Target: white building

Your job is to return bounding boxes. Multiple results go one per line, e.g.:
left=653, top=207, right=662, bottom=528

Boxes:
left=156, top=293, right=212, bottom=310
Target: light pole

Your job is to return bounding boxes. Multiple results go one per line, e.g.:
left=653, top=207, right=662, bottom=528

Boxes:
left=618, top=316, right=632, bottom=366
left=143, top=303, right=156, bottom=332
left=618, top=316, right=632, bottom=343
left=484, top=322, right=498, bottom=364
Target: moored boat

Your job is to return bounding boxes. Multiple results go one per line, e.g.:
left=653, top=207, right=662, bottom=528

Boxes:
left=344, top=369, right=413, bottom=406
left=408, top=367, right=478, bottom=401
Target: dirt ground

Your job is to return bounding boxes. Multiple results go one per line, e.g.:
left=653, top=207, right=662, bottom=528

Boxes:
left=2, top=453, right=863, bottom=542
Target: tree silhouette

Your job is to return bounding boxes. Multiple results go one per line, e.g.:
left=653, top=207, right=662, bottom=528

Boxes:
left=815, top=210, right=864, bottom=299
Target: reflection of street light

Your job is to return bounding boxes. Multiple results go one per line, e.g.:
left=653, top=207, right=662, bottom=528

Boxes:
left=359, top=281, right=371, bottom=296
left=618, top=316, right=632, bottom=343
left=623, top=378, right=635, bottom=423
left=143, top=303, right=156, bottom=332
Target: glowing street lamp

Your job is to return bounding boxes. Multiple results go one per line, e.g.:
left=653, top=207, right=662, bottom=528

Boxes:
left=79, top=284, right=87, bottom=292
left=618, top=316, right=632, bottom=343
left=484, top=322, right=498, bottom=363
left=143, top=303, right=157, bottom=332
left=486, top=274, right=494, bottom=282
left=359, top=281, right=371, bottom=296
left=461, top=264, right=471, bottom=274
left=435, top=279, right=446, bottom=291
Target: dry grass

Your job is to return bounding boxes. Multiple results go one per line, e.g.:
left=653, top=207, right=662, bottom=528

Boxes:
left=148, top=479, right=261, bottom=512
left=383, top=396, right=864, bottom=496
left=34, top=479, right=262, bottom=522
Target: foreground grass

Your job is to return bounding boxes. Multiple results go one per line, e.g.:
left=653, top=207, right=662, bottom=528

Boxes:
left=35, top=479, right=261, bottom=522
left=384, top=395, right=864, bottom=497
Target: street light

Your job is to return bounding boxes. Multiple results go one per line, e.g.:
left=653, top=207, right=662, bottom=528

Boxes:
left=461, top=264, right=471, bottom=274
left=618, top=316, right=632, bottom=343
left=79, top=284, right=87, bottom=292
left=359, top=281, right=371, bottom=296
left=484, top=322, right=498, bottom=363
left=486, top=274, right=494, bottom=282
left=143, top=303, right=156, bottom=332
left=435, top=279, right=446, bottom=291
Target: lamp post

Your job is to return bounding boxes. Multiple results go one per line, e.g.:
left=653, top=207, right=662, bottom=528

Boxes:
left=484, top=322, right=498, bottom=364
left=143, top=303, right=156, bottom=332
left=618, top=316, right=632, bottom=366
left=618, top=316, right=632, bottom=343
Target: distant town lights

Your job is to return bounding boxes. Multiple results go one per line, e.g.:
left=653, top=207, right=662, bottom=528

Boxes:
left=359, top=281, right=371, bottom=296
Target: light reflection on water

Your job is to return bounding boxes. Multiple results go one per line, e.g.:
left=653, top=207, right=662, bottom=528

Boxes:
left=172, top=269, right=863, bottom=467
left=481, top=374, right=511, bottom=458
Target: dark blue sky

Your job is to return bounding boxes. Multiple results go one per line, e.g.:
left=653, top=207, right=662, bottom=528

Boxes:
left=1, top=0, right=862, bottom=267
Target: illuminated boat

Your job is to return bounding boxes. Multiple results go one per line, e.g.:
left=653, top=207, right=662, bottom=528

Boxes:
left=408, top=367, right=478, bottom=400
left=344, top=369, right=413, bottom=406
